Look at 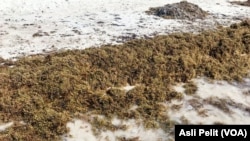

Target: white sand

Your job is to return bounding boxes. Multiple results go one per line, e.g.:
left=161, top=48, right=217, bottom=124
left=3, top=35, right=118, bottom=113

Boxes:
left=62, top=119, right=97, bottom=141
left=63, top=118, right=169, bottom=141
left=169, top=78, right=250, bottom=124
left=0, top=0, right=250, bottom=59
left=0, top=122, right=13, bottom=132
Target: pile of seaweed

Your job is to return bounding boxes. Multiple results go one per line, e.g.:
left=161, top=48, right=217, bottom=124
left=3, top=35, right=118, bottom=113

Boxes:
left=0, top=20, right=249, bottom=140
left=231, top=0, right=250, bottom=7
left=146, top=1, right=208, bottom=20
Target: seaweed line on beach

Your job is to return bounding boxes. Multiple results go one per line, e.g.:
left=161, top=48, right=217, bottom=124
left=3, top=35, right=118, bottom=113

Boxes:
left=0, top=20, right=249, bottom=140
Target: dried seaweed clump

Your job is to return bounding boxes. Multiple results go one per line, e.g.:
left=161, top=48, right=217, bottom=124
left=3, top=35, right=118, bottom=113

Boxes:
left=183, top=81, right=197, bottom=95
left=0, top=20, right=249, bottom=140
left=230, top=0, right=250, bottom=7
left=146, top=1, right=208, bottom=20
